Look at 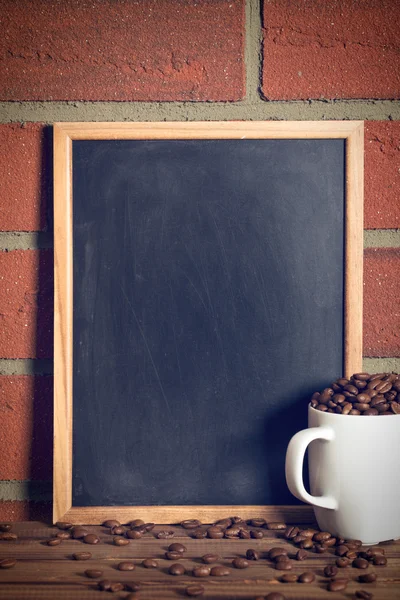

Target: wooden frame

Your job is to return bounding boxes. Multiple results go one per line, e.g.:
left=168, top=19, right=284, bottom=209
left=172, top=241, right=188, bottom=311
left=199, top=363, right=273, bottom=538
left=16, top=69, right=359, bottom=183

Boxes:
left=53, top=121, right=364, bottom=524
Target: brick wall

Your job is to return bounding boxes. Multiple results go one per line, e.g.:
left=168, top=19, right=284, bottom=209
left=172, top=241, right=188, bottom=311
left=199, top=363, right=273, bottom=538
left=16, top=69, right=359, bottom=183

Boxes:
left=0, top=0, right=399, bottom=521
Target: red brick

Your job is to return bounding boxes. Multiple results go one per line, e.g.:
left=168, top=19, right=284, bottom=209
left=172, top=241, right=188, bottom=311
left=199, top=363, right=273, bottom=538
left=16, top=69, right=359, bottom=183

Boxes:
left=0, top=124, right=49, bottom=232
left=262, top=0, right=400, bottom=100
left=0, top=377, right=53, bottom=480
left=364, top=122, right=400, bottom=230
left=0, top=250, right=53, bottom=358
left=0, top=0, right=245, bottom=102
left=0, top=501, right=51, bottom=522
left=363, top=248, right=400, bottom=357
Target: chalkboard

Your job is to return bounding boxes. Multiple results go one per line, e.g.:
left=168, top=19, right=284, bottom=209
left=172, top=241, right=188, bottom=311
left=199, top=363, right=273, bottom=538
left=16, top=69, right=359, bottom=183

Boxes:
left=53, top=122, right=363, bottom=524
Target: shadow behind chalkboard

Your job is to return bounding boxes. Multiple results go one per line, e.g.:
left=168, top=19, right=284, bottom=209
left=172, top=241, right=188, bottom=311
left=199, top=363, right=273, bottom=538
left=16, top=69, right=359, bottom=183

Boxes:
left=72, top=139, right=344, bottom=507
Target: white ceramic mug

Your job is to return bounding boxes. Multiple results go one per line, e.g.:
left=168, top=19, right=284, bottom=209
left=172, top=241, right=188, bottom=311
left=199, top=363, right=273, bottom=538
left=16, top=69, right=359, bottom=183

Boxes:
left=285, top=405, right=400, bottom=544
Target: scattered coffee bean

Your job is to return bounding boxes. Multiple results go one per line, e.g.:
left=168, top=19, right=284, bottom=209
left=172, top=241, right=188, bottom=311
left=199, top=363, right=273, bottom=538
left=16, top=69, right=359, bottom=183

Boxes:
left=113, top=537, right=129, bottom=546
left=224, top=526, right=241, bottom=538
left=192, top=528, right=207, bottom=539
left=269, top=547, right=288, bottom=560
left=366, top=547, right=385, bottom=558
left=168, top=542, right=186, bottom=553
left=142, top=523, right=155, bottom=532
left=359, top=573, right=377, bottom=583
left=336, top=557, right=351, bottom=568
left=299, top=539, right=313, bottom=549
left=353, top=558, right=369, bottom=569
left=192, top=566, right=211, bottom=577
left=56, top=521, right=72, bottom=530
left=56, top=531, right=71, bottom=539
left=250, top=529, right=263, bottom=539
left=275, top=560, right=292, bottom=570
left=118, top=561, right=135, bottom=571
left=71, top=527, right=88, bottom=539
left=111, top=525, right=126, bottom=535
left=128, top=519, right=144, bottom=527
left=103, top=520, right=120, bottom=528
left=328, top=578, right=348, bottom=592
left=250, top=518, right=266, bottom=527
left=0, top=558, right=17, bottom=569
left=83, top=534, right=100, bottom=545
left=347, top=539, right=362, bottom=548
left=142, top=558, right=158, bottom=568
left=210, top=566, right=230, bottom=576
left=301, top=529, right=317, bottom=538
left=0, top=533, right=17, bottom=541
left=266, top=522, right=286, bottom=530
left=126, top=529, right=142, bottom=539
left=355, top=591, right=373, bottom=599
left=215, top=518, right=232, bottom=529
left=284, top=526, right=299, bottom=539
left=165, top=551, right=182, bottom=560
left=239, top=529, right=251, bottom=539
left=295, top=549, right=308, bottom=561
left=186, top=584, right=205, bottom=596
left=202, top=553, right=220, bottom=564
left=109, top=582, right=124, bottom=592
left=181, top=520, right=201, bottom=529
left=298, top=571, right=315, bottom=583
left=231, top=516, right=243, bottom=524
left=323, top=536, right=337, bottom=547
left=73, top=552, right=92, bottom=560
left=169, top=563, right=185, bottom=575
left=47, top=538, right=61, bottom=546
left=280, top=573, right=298, bottom=583
left=313, top=531, right=331, bottom=542
left=336, top=544, right=349, bottom=556
left=314, top=543, right=327, bottom=553
left=324, top=565, right=338, bottom=577
left=346, top=550, right=358, bottom=560
left=373, top=555, right=387, bottom=566
left=157, top=530, right=175, bottom=539
left=98, top=580, right=112, bottom=591
left=84, top=569, right=103, bottom=578
left=207, top=526, right=224, bottom=539
left=246, top=549, right=260, bottom=561
left=126, top=582, right=141, bottom=593
left=232, top=557, right=249, bottom=569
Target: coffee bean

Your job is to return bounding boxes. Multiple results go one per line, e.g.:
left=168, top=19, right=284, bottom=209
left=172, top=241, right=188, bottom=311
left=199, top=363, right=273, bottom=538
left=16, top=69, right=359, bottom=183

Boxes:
left=73, top=552, right=92, bottom=560
left=231, top=516, right=243, bottom=524
left=298, top=571, right=315, bottom=583
left=391, top=401, right=400, bottom=414
left=324, top=565, right=338, bottom=577
left=344, top=384, right=359, bottom=395
left=181, top=520, right=201, bottom=529
left=83, top=534, right=100, bottom=545
left=346, top=551, right=358, bottom=559
left=47, top=538, right=61, bottom=546
left=0, top=558, right=17, bottom=569
left=118, top=561, right=135, bottom=571
left=275, top=560, right=292, bottom=570
left=314, top=543, right=327, bottom=553
left=299, top=539, right=314, bottom=549
left=323, top=537, right=337, bottom=547
left=128, top=519, right=144, bottom=528
left=313, top=531, right=331, bottom=542
left=210, top=566, right=230, bottom=576
left=336, top=557, right=351, bottom=568
left=363, top=408, right=379, bottom=415
left=165, top=551, right=182, bottom=560
left=98, top=580, right=112, bottom=591
left=109, top=582, right=124, bottom=592
left=293, top=534, right=308, bottom=544
left=126, top=529, right=142, bottom=539
left=214, top=518, right=232, bottom=529
left=353, top=558, right=369, bottom=569
left=355, top=591, right=373, bottom=599
left=168, top=542, right=186, bottom=553
left=113, top=536, right=129, bottom=546
left=56, top=531, right=71, bottom=539
left=265, top=594, right=286, bottom=600
left=359, top=573, right=377, bottom=583
left=56, top=521, right=72, bottom=530
left=126, top=582, right=141, bottom=593
left=373, top=555, right=387, bottom=566
left=192, top=528, right=207, bottom=539
left=239, top=530, right=251, bottom=539
left=186, top=584, right=205, bottom=596
left=250, top=529, right=263, bottom=539
left=157, top=530, right=175, bottom=539
left=202, top=553, right=220, bottom=564
left=111, top=525, right=126, bottom=535
left=192, top=566, right=211, bottom=577
left=354, top=373, right=370, bottom=381
left=246, top=549, right=260, bottom=561
left=142, top=558, right=158, bottom=568
left=269, top=547, right=288, bottom=560
left=232, top=557, right=249, bottom=569
left=280, top=573, right=298, bottom=583
left=266, top=522, right=286, bottom=530
left=84, top=569, right=103, bottom=578
left=342, top=402, right=353, bottom=414
left=295, top=549, right=308, bottom=561
left=328, top=578, right=348, bottom=592
left=142, top=523, right=155, bottom=532
left=224, top=526, right=241, bottom=538
left=366, top=547, right=385, bottom=558
left=250, top=518, right=266, bottom=527
left=0, top=533, right=18, bottom=541
left=207, top=526, right=224, bottom=539
left=102, top=519, right=120, bottom=528
left=169, top=563, right=185, bottom=575
left=71, top=527, right=88, bottom=539
left=336, top=545, right=349, bottom=556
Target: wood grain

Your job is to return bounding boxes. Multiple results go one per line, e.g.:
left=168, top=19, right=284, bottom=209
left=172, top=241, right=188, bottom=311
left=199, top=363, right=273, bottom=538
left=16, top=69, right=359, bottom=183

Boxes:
left=0, top=522, right=399, bottom=599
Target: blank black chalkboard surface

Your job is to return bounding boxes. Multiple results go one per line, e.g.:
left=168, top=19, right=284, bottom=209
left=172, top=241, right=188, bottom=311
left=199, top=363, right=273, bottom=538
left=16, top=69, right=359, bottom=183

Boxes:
left=53, top=122, right=363, bottom=524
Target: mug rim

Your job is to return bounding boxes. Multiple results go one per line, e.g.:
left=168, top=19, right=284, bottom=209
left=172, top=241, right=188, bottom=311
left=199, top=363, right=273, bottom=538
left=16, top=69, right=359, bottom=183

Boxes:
left=308, top=404, right=400, bottom=417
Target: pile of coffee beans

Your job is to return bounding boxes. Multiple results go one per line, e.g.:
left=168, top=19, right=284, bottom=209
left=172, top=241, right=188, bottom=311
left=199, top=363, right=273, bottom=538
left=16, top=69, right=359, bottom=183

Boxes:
left=310, top=372, right=400, bottom=415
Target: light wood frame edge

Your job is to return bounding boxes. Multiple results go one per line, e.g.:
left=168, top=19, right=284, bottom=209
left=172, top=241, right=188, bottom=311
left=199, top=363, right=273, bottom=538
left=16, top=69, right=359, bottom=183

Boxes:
left=53, top=121, right=364, bottom=524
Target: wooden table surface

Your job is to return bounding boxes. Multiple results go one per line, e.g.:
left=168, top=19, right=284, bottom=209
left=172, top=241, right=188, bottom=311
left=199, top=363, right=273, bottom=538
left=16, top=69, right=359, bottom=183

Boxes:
left=0, top=522, right=399, bottom=600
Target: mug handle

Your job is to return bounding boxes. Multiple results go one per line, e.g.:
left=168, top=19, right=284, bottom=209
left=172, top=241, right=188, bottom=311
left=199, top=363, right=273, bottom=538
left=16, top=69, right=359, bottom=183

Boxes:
left=285, top=426, right=338, bottom=510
